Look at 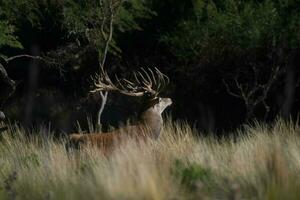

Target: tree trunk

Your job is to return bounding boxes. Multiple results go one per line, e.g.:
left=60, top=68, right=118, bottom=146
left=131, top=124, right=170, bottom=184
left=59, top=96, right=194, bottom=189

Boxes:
left=24, top=45, right=40, bottom=125
left=281, top=63, right=295, bottom=119
left=0, top=62, right=16, bottom=107
left=96, top=91, right=108, bottom=132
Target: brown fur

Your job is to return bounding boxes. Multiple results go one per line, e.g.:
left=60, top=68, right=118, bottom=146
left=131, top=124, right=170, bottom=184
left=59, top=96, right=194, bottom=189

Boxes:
left=66, top=98, right=172, bottom=153
left=68, top=125, right=148, bottom=154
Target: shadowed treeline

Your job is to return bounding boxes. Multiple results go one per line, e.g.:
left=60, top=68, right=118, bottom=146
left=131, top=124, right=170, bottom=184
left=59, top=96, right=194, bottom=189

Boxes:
left=1, top=0, right=300, bottom=133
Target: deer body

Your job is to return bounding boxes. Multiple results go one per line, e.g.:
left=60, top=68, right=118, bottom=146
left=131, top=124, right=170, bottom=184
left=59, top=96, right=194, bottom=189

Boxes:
left=68, top=98, right=172, bottom=151
left=67, top=68, right=171, bottom=152
left=69, top=125, right=145, bottom=151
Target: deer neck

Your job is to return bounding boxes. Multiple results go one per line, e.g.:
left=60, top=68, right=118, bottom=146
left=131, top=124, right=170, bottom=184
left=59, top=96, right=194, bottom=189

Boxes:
left=139, top=108, right=163, bottom=139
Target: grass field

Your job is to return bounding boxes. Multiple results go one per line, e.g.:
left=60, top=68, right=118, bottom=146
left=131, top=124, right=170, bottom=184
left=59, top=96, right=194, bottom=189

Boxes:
left=1, top=119, right=300, bottom=200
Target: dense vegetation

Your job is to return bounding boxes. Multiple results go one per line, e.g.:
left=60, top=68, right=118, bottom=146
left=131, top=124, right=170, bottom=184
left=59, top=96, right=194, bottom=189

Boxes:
left=1, top=120, right=300, bottom=199
left=2, top=1, right=300, bottom=199
left=1, top=0, right=300, bottom=132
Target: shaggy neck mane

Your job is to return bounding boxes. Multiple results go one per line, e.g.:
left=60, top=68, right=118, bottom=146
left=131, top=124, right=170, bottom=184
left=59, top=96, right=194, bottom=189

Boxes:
left=138, top=104, right=163, bottom=139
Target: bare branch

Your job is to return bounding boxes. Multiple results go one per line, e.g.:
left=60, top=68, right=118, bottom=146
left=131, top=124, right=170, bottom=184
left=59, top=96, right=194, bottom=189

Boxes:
left=0, top=62, right=16, bottom=106
left=97, top=91, right=108, bottom=127
left=223, top=64, right=283, bottom=121
left=94, top=0, right=125, bottom=129
left=99, top=0, right=116, bottom=70
left=95, top=0, right=121, bottom=129
left=4, top=55, right=43, bottom=63
left=222, top=79, right=243, bottom=99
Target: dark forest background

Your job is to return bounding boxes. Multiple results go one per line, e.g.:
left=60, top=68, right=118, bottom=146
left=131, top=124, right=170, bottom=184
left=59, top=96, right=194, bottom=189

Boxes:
left=1, top=0, right=300, bottom=134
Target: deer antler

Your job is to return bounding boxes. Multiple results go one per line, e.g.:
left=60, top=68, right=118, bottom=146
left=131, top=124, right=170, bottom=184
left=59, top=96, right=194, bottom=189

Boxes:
left=91, top=67, right=169, bottom=97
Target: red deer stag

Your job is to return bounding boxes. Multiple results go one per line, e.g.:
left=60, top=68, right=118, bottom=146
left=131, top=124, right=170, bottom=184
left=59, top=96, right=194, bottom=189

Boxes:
left=67, top=68, right=172, bottom=152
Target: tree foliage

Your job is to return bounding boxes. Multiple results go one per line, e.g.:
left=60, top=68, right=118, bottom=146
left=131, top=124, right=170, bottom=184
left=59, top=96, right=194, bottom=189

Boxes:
left=161, top=0, right=300, bottom=63
left=1, top=0, right=300, bottom=131
left=0, top=22, right=23, bottom=49
left=158, top=0, right=300, bottom=124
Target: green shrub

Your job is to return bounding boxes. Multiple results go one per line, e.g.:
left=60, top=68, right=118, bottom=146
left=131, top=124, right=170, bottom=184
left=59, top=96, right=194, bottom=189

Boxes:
left=173, top=159, right=214, bottom=190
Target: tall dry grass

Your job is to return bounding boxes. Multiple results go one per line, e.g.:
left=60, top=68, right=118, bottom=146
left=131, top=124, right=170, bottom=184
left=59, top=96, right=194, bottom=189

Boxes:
left=1, top=119, right=300, bottom=199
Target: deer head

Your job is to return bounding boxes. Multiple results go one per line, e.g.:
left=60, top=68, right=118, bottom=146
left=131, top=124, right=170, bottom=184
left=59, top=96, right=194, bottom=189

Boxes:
left=142, top=97, right=172, bottom=115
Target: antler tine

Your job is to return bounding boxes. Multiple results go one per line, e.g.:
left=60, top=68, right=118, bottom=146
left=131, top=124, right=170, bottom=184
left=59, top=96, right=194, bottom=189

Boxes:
left=122, top=79, right=137, bottom=91
left=121, top=79, right=138, bottom=92
left=160, top=67, right=169, bottom=84
left=154, top=67, right=169, bottom=93
left=141, top=68, right=153, bottom=87
left=137, top=71, right=150, bottom=86
left=116, top=71, right=143, bottom=93
left=133, top=71, right=142, bottom=85
left=117, top=76, right=137, bottom=93
left=92, top=70, right=120, bottom=93
left=162, top=72, right=169, bottom=91
left=115, top=75, right=128, bottom=91
left=159, top=68, right=166, bottom=91
left=148, top=68, right=157, bottom=86
left=164, top=72, right=170, bottom=85
left=105, top=71, right=116, bottom=88
left=153, top=68, right=162, bottom=92
left=122, top=78, right=135, bottom=85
